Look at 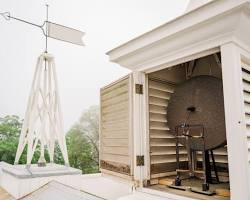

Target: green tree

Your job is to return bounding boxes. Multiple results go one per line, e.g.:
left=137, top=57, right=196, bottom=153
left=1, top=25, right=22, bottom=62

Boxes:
left=67, top=105, right=99, bottom=173
left=0, top=115, right=22, bottom=164
left=78, top=105, right=99, bottom=165
left=0, top=105, right=100, bottom=174
left=0, top=115, right=59, bottom=164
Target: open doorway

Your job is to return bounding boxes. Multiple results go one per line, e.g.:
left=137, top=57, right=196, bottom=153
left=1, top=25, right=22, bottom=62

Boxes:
left=146, top=53, right=230, bottom=200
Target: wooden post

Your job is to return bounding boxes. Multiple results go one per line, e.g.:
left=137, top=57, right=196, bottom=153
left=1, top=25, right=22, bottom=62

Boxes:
left=132, top=71, right=148, bottom=186
left=221, top=42, right=250, bottom=200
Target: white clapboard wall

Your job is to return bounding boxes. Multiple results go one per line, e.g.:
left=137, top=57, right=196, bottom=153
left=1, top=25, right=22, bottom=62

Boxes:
left=241, top=61, right=250, bottom=165
left=100, top=75, right=133, bottom=178
left=148, top=78, right=228, bottom=181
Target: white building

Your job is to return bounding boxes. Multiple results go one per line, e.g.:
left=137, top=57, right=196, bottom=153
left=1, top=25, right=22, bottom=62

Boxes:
left=98, top=0, right=250, bottom=199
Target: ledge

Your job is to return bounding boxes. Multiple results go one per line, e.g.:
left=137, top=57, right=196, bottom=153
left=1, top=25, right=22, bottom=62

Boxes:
left=0, top=162, right=81, bottom=179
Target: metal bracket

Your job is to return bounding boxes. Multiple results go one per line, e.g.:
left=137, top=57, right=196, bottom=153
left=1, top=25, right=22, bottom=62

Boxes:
left=135, top=84, right=143, bottom=94
left=213, top=53, right=221, bottom=68
left=186, top=60, right=197, bottom=79
left=136, top=155, right=144, bottom=166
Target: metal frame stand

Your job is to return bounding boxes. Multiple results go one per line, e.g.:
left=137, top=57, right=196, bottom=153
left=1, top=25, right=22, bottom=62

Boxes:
left=174, top=124, right=218, bottom=194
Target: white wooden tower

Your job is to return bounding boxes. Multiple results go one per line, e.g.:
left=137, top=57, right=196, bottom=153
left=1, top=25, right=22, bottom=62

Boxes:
left=14, top=53, right=69, bottom=166
left=0, top=5, right=85, bottom=199
left=0, top=5, right=84, bottom=167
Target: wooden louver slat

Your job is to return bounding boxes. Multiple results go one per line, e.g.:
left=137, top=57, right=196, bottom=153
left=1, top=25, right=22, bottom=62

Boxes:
left=148, top=79, right=181, bottom=178
left=242, top=63, right=250, bottom=163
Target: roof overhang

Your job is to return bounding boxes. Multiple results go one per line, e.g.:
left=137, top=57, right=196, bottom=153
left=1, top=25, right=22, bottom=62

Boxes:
left=185, top=0, right=215, bottom=12
left=107, top=0, right=250, bottom=73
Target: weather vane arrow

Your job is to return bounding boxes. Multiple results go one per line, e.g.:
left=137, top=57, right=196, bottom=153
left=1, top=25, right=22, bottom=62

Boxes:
left=0, top=4, right=85, bottom=53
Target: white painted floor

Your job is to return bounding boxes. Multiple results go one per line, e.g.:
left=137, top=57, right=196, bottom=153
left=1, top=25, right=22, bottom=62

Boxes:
left=81, top=174, right=134, bottom=200
left=80, top=174, right=194, bottom=200
left=118, top=192, right=173, bottom=200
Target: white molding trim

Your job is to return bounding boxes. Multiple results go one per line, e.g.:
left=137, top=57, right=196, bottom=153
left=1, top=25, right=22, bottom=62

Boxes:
left=129, top=73, right=134, bottom=177
left=107, top=1, right=250, bottom=73
left=107, top=0, right=247, bottom=59
left=144, top=75, right=151, bottom=181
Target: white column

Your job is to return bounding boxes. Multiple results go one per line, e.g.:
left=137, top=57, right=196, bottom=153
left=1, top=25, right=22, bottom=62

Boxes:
left=221, top=42, right=250, bottom=200
left=132, top=71, right=148, bottom=186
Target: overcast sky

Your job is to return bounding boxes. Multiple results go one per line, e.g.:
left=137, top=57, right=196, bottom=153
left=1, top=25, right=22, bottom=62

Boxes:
left=0, top=0, right=189, bottom=130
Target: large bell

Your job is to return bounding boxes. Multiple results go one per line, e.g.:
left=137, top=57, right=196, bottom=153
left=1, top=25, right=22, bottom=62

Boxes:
left=167, top=75, right=226, bottom=150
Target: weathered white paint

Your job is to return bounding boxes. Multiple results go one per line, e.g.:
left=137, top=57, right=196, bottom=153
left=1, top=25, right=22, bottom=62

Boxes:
left=15, top=53, right=69, bottom=166
left=100, top=74, right=134, bottom=178
left=100, top=76, right=130, bottom=163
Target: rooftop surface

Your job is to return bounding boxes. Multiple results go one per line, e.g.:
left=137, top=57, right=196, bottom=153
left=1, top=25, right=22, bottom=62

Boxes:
left=0, top=181, right=104, bottom=200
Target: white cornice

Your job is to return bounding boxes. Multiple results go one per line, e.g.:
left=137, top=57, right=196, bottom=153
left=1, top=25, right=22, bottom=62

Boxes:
left=107, top=0, right=250, bottom=73
left=185, top=0, right=215, bottom=12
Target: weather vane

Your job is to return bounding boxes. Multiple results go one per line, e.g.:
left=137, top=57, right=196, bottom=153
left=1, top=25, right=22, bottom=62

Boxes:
left=0, top=5, right=84, bottom=167
left=0, top=5, right=84, bottom=52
